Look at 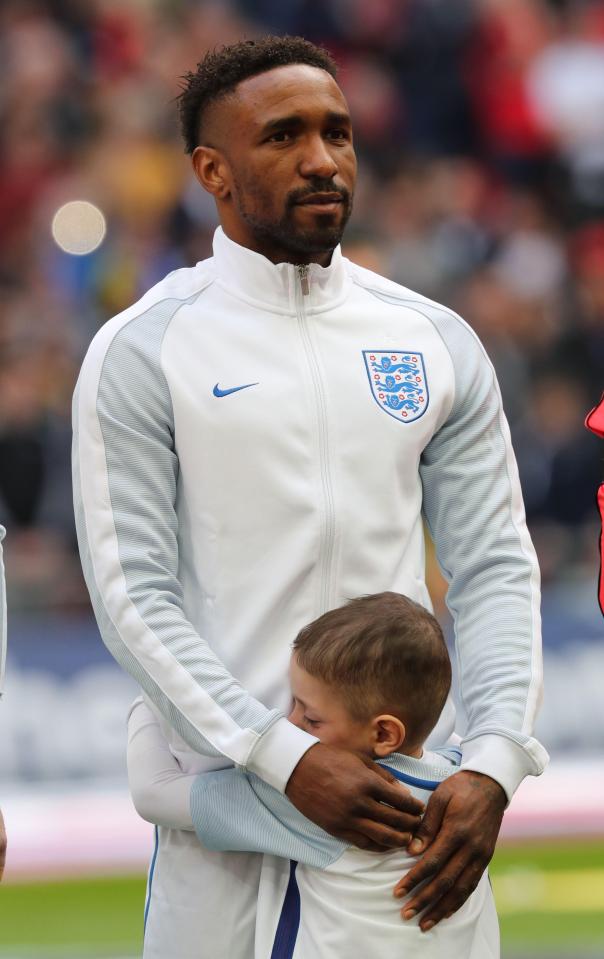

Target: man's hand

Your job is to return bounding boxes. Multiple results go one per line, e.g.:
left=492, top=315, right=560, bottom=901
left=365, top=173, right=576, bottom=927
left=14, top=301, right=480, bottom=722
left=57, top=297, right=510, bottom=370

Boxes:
left=0, top=808, right=6, bottom=882
left=393, top=770, right=506, bottom=931
left=285, top=743, right=425, bottom=851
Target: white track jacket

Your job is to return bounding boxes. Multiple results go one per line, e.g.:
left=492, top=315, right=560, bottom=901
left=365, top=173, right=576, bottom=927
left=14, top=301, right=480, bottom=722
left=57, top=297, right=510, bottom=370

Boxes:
left=73, top=227, right=547, bottom=958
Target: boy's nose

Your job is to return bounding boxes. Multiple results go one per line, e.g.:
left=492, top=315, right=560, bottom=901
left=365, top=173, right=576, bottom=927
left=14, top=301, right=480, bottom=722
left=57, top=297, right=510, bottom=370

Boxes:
left=288, top=701, right=303, bottom=727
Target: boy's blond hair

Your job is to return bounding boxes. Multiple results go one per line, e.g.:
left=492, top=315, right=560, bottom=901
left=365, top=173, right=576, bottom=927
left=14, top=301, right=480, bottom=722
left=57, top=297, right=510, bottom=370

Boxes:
left=293, top=592, right=451, bottom=750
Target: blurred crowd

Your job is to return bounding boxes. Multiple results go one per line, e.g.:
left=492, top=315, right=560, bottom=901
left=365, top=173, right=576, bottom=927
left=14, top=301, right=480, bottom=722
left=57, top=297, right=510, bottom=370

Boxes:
left=0, top=0, right=602, bottom=618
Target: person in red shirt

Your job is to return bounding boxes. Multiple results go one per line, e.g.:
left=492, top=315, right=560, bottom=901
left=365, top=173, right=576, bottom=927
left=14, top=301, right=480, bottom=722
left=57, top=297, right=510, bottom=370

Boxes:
left=585, top=395, right=604, bottom=615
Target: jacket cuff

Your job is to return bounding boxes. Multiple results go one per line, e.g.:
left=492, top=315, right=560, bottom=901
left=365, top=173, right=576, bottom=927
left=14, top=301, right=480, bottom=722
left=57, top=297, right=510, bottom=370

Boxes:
left=246, top=716, right=318, bottom=793
left=460, top=733, right=549, bottom=803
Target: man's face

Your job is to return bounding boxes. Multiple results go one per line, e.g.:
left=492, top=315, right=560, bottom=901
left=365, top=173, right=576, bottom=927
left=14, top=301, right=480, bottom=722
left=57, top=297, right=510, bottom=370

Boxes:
left=195, top=64, right=357, bottom=263
left=287, top=654, right=374, bottom=754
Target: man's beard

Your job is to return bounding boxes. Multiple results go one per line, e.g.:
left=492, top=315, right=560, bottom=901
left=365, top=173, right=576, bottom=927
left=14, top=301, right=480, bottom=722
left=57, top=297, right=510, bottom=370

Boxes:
left=235, top=179, right=353, bottom=257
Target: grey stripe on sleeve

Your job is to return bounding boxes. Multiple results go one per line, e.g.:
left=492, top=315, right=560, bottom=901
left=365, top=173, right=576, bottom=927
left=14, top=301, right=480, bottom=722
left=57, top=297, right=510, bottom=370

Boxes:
left=192, top=768, right=345, bottom=868
left=73, top=294, right=279, bottom=760
left=366, top=289, right=541, bottom=747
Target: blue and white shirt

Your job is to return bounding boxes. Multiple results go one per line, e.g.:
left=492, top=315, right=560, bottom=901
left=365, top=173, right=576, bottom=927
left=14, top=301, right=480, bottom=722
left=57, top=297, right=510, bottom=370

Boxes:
left=188, top=746, right=499, bottom=958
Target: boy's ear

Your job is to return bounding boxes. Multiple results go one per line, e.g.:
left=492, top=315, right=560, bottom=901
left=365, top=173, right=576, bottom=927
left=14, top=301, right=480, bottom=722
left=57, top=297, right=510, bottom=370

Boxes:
left=372, top=715, right=405, bottom=757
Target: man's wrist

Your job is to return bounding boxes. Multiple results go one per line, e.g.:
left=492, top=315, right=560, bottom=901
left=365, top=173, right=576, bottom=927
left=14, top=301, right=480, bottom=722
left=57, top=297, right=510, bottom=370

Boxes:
left=460, top=733, right=549, bottom=803
left=246, top=716, right=318, bottom=793
left=455, top=768, right=507, bottom=805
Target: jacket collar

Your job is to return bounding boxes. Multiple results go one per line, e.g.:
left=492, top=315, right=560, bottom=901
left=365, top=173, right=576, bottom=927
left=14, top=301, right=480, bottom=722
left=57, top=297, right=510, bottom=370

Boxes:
left=210, top=227, right=350, bottom=314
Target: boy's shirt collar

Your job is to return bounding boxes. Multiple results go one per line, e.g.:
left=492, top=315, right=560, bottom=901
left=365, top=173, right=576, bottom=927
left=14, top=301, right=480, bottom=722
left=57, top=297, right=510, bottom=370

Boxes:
left=378, top=747, right=461, bottom=792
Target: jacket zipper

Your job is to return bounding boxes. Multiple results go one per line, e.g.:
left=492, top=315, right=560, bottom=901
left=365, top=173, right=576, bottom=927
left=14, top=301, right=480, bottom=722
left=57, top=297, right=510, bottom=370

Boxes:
left=296, top=264, right=336, bottom=614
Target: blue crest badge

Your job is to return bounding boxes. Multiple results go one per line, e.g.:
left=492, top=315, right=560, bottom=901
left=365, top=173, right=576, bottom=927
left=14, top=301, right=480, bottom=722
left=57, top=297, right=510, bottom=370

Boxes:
left=363, top=350, right=429, bottom=423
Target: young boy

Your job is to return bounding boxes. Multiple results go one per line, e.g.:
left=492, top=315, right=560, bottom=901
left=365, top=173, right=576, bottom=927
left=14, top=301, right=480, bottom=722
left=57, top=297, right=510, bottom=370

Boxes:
left=128, top=593, right=499, bottom=958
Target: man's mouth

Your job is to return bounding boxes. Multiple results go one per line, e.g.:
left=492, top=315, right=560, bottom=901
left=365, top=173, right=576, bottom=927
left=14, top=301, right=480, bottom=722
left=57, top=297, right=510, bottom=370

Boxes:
left=296, top=192, right=343, bottom=205
left=295, top=192, right=344, bottom=213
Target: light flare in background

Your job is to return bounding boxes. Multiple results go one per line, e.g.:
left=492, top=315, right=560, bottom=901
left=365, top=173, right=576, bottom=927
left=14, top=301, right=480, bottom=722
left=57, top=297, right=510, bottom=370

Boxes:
left=51, top=200, right=107, bottom=255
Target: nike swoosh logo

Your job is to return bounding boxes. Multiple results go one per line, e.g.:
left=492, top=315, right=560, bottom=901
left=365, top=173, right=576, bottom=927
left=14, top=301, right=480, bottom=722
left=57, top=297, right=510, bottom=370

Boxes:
left=213, top=382, right=259, bottom=397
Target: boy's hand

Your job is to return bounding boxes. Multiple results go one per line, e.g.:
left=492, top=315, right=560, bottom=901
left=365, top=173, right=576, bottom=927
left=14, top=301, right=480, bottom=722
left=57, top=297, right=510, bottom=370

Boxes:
left=393, top=770, right=506, bottom=930
left=285, top=743, right=424, bottom=850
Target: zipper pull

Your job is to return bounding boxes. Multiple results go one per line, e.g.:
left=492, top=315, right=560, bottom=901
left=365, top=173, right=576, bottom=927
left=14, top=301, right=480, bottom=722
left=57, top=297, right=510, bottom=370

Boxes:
left=297, top=264, right=310, bottom=296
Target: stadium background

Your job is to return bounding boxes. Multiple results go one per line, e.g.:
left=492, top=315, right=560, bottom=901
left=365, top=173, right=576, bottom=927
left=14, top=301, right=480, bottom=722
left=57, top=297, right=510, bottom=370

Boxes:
left=0, top=0, right=603, bottom=956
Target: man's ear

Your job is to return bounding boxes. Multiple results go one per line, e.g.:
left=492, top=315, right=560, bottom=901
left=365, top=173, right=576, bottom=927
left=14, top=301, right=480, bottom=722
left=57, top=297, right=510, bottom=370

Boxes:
left=372, top=715, right=405, bottom=757
left=192, top=146, right=231, bottom=200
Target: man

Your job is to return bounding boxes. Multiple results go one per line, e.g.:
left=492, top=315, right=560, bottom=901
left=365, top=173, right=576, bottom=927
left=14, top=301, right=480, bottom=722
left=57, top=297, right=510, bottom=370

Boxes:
left=585, top=394, right=604, bottom=615
left=73, top=36, right=548, bottom=958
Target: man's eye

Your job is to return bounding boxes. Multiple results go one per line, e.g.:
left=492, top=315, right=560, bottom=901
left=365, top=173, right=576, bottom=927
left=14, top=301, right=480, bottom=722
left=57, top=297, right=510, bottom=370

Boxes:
left=327, top=129, right=348, bottom=140
left=268, top=131, right=292, bottom=143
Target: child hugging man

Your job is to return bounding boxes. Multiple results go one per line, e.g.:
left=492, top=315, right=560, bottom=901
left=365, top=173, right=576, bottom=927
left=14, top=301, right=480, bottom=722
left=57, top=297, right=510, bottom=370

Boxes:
left=128, top=593, right=499, bottom=958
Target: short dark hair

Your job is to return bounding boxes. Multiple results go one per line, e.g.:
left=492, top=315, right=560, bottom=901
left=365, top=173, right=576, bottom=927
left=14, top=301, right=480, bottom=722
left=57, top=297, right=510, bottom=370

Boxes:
left=293, top=592, right=451, bottom=750
left=177, top=35, right=338, bottom=155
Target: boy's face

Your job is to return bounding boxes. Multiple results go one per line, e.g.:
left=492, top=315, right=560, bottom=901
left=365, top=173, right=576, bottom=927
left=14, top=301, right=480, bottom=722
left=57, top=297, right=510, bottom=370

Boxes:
left=288, top=654, right=376, bottom=755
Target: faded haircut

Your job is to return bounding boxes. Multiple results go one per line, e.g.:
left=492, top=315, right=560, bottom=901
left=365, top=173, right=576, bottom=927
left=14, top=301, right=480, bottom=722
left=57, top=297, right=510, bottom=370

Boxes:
left=177, top=35, right=338, bottom=154
left=293, top=592, right=451, bottom=749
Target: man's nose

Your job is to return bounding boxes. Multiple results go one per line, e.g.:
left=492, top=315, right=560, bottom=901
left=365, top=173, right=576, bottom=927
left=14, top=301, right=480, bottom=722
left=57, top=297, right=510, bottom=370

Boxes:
left=299, top=136, right=338, bottom=179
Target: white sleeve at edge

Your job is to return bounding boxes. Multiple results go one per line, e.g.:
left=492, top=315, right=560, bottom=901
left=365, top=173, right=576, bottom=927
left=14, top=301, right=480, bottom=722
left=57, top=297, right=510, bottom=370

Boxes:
left=0, top=525, right=6, bottom=696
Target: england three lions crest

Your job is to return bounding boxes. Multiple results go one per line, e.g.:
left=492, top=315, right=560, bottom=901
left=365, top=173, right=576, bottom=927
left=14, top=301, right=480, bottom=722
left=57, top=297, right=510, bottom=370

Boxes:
left=363, top=350, right=429, bottom=423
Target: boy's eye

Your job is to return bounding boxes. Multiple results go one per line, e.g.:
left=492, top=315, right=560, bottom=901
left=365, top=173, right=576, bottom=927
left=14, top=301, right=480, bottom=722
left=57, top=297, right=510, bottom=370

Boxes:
left=304, top=717, right=321, bottom=727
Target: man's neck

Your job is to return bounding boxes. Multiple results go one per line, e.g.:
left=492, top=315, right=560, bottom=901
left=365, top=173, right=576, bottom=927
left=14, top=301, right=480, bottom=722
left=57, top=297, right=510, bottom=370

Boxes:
left=220, top=223, right=334, bottom=267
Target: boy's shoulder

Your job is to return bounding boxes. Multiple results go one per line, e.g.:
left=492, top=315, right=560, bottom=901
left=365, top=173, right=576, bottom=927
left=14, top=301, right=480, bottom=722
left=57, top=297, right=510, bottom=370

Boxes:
left=379, top=747, right=461, bottom=791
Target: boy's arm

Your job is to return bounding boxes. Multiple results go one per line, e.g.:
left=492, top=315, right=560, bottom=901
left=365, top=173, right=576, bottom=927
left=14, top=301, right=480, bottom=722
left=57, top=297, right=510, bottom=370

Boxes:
left=127, top=699, right=345, bottom=866
left=190, top=768, right=347, bottom=869
left=127, top=698, right=196, bottom=830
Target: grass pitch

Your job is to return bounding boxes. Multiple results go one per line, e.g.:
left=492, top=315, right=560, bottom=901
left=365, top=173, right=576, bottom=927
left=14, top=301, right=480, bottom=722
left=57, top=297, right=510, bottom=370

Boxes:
left=491, top=839, right=604, bottom=953
left=0, top=841, right=602, bottom=957
left=0, top=875, right=145, bottom=957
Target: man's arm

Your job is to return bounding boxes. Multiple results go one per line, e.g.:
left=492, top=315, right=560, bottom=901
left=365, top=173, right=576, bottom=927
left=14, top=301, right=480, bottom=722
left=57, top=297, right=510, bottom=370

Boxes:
left=73, top=295, right=422, bottom=847
left=419, top=301, right=547, bottom=796
left=72, top=298, right=312, bottom=793
left=398, top=298, right=548, bottom=928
